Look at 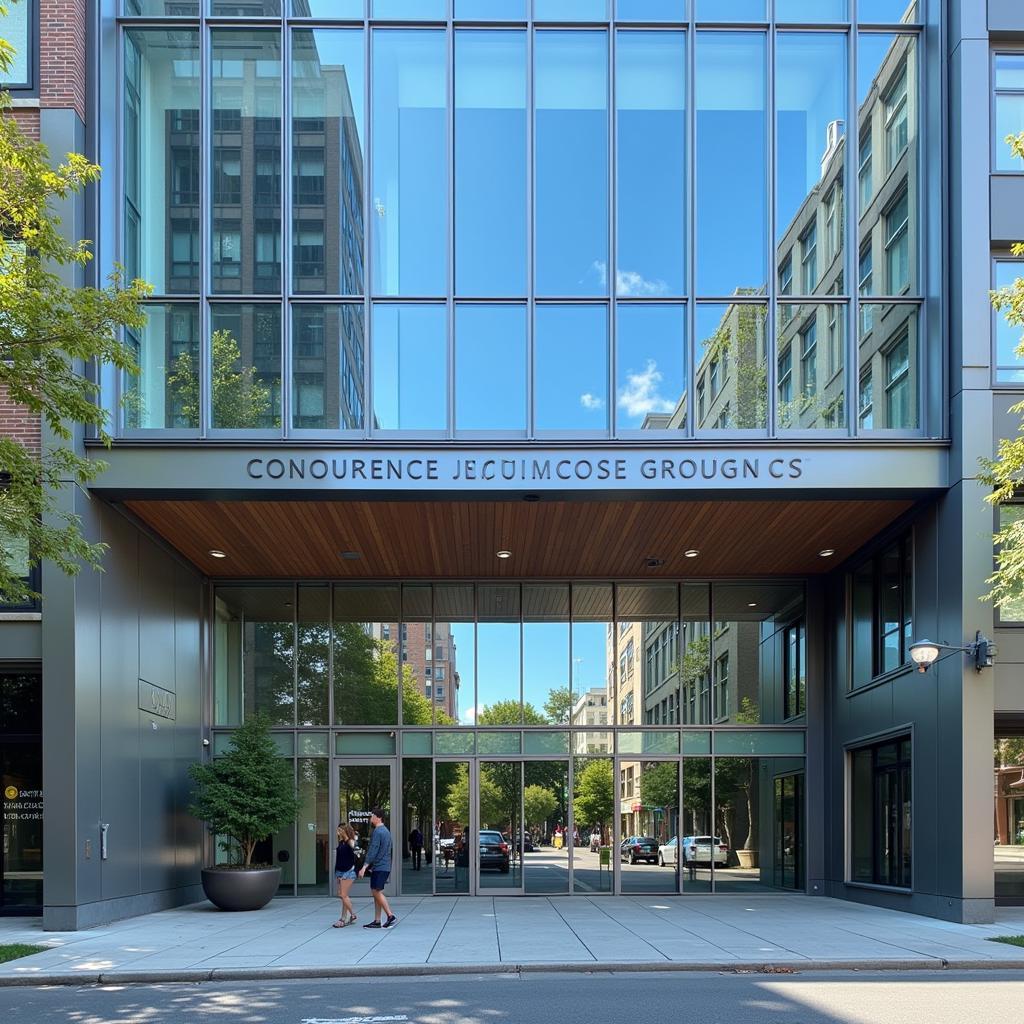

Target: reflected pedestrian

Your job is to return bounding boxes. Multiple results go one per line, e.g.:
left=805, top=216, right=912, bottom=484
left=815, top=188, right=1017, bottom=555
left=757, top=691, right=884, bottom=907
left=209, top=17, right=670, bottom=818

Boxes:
left=333, top=823, right=358, bottom=928
left=360, top=808, right=397, bottom=929
left=684, top=838, right=697, bottom=882
left=409, top=824, right=424, bottom=870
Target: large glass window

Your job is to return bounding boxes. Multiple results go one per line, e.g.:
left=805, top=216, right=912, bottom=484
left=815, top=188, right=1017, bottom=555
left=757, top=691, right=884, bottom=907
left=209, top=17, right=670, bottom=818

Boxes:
left=292, top=303, right=364, bottom=431
left=477, top=584, right=522, bottom=723
left=995, top=260, right=1024, bottom=383
left=995, top=55, right=1024, bottom=172
left=372, top=30, right=447, bottom=297
left=211, top=31, right=282, bottom=295
left=616, top=304, right=686, bottom=432
left=851, top=532, right=913, bottom=685
left=775, top=33, right=846, bottom=297
left=333, top=585, right=400, bottom=726
left=123, top=30, right=200, bottom=295
left=616, top=31, right=686, bottom=299
left=455, top=31, right=527, bottom=297
left=534, top=305, right=608, bottom=433
left=850, top=735, right=911, bottom=888
left=777, top=303, right=845, bottom=431
left=995, top=727, right=1024, bottom=900
left=0, top=1, right=31, bottom=87
left=209, top=303, right=282, bottom=429
left=535, top=31, right=608, bottom=297
left=455, top=304, right=527, bottom=434
left=126, top=303, right=201, bottom=431
left=696, top=33, right=766, bottom=297
left=858, top=304, right=917, bottom=431
left=695, top=303, right=767, bottom=433
left=291, top=30, right=364, bottom=296
left=372, top=304, right=446, bottom=432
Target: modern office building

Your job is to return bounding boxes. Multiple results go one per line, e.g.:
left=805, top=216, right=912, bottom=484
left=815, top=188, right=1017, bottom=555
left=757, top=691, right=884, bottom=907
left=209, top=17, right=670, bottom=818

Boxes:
left=3, top=0, right=1024, bottom=929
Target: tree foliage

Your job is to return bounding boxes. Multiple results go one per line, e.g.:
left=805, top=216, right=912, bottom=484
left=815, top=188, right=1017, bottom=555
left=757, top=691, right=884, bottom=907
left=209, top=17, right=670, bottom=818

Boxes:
left=639, top=761, right=679, bottom=812
left=981, top=131, right=1024, bottom=610
left=573, top=758, right=614, bottom=833
left=0, top=35, right=150, bottom=602
left=188, top=713, right=301, bottom=867
left=543, top=686, right=572, bottom=724
left=523, top=784, right=557, bottom=830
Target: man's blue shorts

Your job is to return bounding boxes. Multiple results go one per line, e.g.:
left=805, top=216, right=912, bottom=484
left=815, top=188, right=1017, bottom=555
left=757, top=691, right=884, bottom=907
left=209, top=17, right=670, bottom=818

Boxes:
left=370, top=870, right=390, bottom=891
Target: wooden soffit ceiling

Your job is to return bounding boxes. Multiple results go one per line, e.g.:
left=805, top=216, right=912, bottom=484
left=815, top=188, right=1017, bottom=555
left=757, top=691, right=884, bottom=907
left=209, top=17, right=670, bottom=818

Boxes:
left=124, top=498, right=914, bottom=579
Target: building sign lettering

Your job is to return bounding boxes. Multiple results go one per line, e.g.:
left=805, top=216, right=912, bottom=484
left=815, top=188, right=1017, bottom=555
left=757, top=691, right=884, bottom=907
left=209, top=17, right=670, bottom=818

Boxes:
left=139, top=679, right=176, bottom=721
left=3, top=786, right=43, bottom=822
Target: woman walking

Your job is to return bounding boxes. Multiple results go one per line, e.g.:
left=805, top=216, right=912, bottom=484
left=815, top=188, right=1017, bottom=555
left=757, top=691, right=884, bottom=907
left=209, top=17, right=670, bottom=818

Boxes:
left=333, top=823, right=358, bottom=928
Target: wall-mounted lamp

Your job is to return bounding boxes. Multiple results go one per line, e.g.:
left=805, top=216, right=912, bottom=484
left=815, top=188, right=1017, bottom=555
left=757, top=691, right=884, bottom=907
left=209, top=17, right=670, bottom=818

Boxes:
left=909, top=631, right=996, bottom=674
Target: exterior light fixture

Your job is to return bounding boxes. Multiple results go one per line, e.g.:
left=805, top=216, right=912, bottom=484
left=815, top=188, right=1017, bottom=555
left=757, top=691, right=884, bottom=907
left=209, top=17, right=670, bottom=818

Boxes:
left=645, top=557, right=666, bottom=568
left=819, top=548, right=835, bottom=557
left=496, top=550, right=512, bottom=559
left=684, top=549, right=700, bottom=558
left=909, top=631, right=996, bottom=674
left=209, top=549, right=227, bottom=559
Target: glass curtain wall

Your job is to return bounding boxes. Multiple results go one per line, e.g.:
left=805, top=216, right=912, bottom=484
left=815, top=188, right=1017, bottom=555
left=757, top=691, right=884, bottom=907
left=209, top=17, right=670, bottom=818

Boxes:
left=117, top=5, right=925, bottom=439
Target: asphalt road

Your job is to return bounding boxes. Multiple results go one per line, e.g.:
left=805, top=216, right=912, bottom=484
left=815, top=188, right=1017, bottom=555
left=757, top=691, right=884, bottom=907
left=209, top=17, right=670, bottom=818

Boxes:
left=1, top=970, right=1022, bottom=1023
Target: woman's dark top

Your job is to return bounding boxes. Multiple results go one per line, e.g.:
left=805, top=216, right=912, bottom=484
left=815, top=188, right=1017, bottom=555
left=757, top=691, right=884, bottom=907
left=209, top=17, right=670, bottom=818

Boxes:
left=335, top=841, right=355, bottom=872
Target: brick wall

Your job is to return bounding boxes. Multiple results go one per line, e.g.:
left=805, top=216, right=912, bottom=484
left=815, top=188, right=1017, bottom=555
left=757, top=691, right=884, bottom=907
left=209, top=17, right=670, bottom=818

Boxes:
left=39, top=0, right=87, bottom=123
left=0, top=384, right=41, bottom=456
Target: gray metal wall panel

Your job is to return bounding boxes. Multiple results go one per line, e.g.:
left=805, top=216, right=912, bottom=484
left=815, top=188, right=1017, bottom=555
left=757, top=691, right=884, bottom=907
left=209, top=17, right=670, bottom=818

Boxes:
left=990, top=0, right=1024, bottom=34
left=0, top=620, right=42, bottom=661
left=139, top=711, right=176, bottom=894
left=138, top=538, right=176, bottom=692
left=995, top=663, right=1024, bottom=711
left=98, top=512, right=142, bottom=900
left=991, top=177, right=1024, bottom=246
left=804, top=578, right=828, bottom=896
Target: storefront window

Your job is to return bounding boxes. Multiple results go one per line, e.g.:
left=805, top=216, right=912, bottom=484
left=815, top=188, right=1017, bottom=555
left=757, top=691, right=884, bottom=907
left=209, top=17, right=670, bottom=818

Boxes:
left=850, top=735, right=912, bottom=888
left=851, top=532, right=913, bottom=685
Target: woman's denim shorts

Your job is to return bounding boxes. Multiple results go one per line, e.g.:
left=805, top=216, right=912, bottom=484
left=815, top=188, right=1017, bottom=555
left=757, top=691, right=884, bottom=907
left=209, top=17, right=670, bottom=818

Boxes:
left=335, top=869, right=356, bottom=880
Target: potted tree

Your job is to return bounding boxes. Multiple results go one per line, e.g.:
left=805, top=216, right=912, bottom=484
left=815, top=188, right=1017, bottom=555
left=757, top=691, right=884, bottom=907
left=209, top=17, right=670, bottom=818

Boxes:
left=189, top=713, right=300, bottom=911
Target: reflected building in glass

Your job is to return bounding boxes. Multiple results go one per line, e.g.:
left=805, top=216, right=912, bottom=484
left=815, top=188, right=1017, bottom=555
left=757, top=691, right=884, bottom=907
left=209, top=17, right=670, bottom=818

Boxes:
left=8, top=0, right=1020, bottom=930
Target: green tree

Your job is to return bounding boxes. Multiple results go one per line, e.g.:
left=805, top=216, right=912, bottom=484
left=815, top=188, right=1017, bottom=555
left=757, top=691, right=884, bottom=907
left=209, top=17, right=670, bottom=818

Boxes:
left=639, top=762, right=678, bottom=813
left=523, top=784, right=557, bottom=831
left=477, top=700, right=547, bottom=725
left=981, top=131, right=1024, bottom=608
left=573, top=758, right=614, bottom=838
left=543, top=686, right=572, bottom=724
left=445, top=763, right=505, bottom=826
left=0, top=9, right=150, bottom=604
left=164, top=328, right=276, bottom=431
left=188, top=713, right=301, bottom=867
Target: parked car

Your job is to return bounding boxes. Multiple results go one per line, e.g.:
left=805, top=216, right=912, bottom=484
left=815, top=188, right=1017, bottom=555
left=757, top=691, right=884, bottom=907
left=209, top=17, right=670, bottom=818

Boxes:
left=680, top=835, right=729, bottom=866
left=658, top=836, right=678, bottom=867
left=620, top=836, right=659, bottom=864
left=479, top=829, right=511, bottom=873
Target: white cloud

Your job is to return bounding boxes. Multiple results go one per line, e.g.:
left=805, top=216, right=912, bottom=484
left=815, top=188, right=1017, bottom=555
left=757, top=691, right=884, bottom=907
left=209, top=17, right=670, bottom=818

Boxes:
left=460, top=705, right=477, bottom=725
left=580, top=393, right=605, bottom=411
left=615, top=269, right=669, bottom=297
left=617, top=360, right=676, bottom=419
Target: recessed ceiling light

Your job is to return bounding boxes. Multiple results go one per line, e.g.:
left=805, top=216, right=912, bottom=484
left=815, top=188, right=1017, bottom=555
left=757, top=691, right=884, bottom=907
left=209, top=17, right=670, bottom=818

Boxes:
left=340, top=551, right=362, bottom=560
left=209, top=549, right=227, bottom=559
left=684, top=549, right=700, bottom=558
left=819, top=548, right=835, bottom=558
left=747, top=602, right=757, bottom=608
left=496, top=550, right=512, bottom=559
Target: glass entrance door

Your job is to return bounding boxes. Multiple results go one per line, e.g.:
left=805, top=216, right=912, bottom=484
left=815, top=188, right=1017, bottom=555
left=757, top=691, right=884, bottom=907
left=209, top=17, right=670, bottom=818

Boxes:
left=335, top=760, right=396, bottom=897
left=477, top=761, right=522, bottom=893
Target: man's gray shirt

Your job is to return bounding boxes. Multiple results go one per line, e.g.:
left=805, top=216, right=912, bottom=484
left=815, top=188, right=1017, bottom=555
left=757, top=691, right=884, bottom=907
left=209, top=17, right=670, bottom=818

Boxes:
left=365, top=823, right=392, bottom=872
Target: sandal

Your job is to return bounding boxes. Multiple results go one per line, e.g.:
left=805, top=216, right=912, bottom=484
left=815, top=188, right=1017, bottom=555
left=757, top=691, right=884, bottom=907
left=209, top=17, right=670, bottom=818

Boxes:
left=332, top=919, right=348, bottom=928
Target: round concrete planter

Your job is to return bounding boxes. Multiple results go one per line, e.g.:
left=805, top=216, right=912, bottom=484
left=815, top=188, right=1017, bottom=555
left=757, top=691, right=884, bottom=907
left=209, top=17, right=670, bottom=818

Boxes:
left=735, top=849, right=759, bottom=869
left=201, top=867, right=281, bottom=912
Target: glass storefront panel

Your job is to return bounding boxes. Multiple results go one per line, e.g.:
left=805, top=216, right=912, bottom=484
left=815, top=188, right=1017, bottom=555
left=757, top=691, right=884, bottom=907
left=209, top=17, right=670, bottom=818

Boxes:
left=455, top=31, right=527, bottom=297
left=534, top=306, right=609, bottom=434
left=372, top=29, right=447, bottom=297
left=333, top=585, right=400, bottom=725
left=694, top=303, right=768, bottom=434
left=123, top=29, right=200, bottom=297
left=695, top=33, right=766, bottom=297
left=773, top=771, right=804, bottom=891
left=615, top=304, right=687, bottom=433
left=457, top=0, right=527, bottom=17
left=680, top=584, right=711, bottom=725
left=573, top=757, right=614, bottom=893
left=534, top=31, right=608, bottom=297
left=477, top=584, right=522, bottom=723
left=478, top=761, right=522, bottom=890
left=695, top=0, right=764, bottom=18
left=435, top=761, right=471, bottom=894
left=401, top=757, right=433, bottom=894
left=337, top=762, right=393, bottom=896
left=618, top=584, right=679, bottom=728
left=210, top=30, right=282, bottom=296
left=296, top=757, right=329, bottom=895
left=681, top=755, right=712, bottom=891
left=214, top=586, right=294, bottom=726
left=294, top=1, right=363, bottom=15
left=209, top=303, right=283, bottom=430
left=374, top=0, right=445, bottom=18
left=709, top=583, right=804, bottom=725
left=620, top=760, right=679, bottom=893
left=291, top=29, right=364, bottom=296
left=616, top=31, right=686, bottom=299
left=571, top=584, right=613, bottom=728
left=617, top=1, right=686, bottom=22
left=524, top=761, right=569, bottom=894
left=125, top=303, right=201, bottom=432
left=713, top=757, right=762, bottom=892
left=523, top=584, right=570, bottom=724
left=297, top=585, right=329, bottom=726
left=995, top=733, right=1024, bottom=900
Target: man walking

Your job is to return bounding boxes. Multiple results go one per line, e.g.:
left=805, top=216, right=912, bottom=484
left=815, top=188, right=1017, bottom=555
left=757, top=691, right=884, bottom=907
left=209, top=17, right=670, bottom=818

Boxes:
left=359, top=808, right=397, bottom=929
left=408, top=824, right=424, bottom=870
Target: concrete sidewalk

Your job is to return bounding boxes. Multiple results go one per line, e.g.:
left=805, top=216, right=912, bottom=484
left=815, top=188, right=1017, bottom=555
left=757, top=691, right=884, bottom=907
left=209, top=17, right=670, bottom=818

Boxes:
left=1, top=894, right=1024, bottom=985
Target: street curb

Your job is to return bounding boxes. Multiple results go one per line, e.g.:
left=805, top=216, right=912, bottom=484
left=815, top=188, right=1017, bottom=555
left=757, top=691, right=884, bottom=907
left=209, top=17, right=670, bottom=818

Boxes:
left=2, top=957, right=1024, bottom=986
